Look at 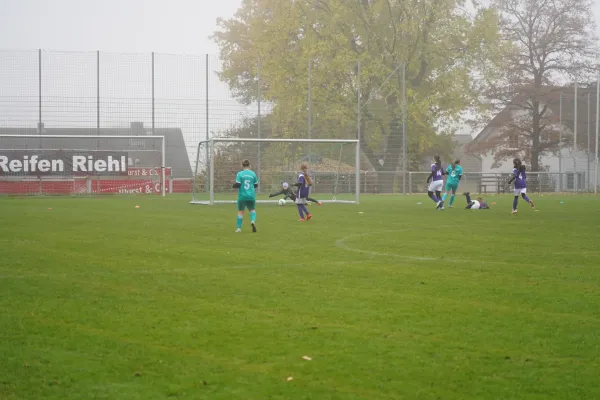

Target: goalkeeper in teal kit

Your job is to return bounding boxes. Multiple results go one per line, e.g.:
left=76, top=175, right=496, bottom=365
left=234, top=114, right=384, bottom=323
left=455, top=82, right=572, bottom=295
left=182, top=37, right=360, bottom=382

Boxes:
left=233, top=159, right=258, bottom=233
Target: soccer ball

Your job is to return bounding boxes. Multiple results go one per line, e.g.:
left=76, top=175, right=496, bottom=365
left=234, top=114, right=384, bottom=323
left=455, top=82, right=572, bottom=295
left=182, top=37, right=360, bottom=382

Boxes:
left=278, top=198, right=286, bottom=206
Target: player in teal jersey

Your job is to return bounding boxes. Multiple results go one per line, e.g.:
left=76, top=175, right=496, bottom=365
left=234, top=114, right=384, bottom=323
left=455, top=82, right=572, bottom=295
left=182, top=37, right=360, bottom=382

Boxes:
left=441, top=159, right=463, bottom=208
left=233, top=159, right=259, bottom=233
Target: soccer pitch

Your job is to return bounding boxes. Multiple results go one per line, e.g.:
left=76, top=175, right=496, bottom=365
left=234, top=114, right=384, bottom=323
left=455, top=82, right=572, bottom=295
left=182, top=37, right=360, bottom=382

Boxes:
left=1, top=194, right=599, bottom=400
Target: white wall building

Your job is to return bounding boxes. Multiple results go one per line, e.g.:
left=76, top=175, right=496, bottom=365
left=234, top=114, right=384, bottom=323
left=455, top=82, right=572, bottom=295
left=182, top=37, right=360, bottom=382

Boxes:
left=471, top=91, right=598, bottom=193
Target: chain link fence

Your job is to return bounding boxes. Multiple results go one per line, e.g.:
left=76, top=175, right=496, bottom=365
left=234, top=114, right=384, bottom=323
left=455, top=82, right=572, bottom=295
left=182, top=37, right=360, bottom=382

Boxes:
left=1, top=49, right=598, bottom=196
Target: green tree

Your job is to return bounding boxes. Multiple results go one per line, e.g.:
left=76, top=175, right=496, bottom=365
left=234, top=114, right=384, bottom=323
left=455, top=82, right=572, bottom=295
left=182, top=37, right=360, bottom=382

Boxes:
left=213, top=0, right=501, bottom=191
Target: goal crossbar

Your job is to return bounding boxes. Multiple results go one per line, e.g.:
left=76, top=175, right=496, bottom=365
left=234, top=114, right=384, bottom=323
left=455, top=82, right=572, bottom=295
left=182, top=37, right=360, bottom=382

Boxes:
left=190, top=137, right=361, bottom=205
left=206, top=138, right=358, bottom=144
left=0, top=134, right=167, bottom=197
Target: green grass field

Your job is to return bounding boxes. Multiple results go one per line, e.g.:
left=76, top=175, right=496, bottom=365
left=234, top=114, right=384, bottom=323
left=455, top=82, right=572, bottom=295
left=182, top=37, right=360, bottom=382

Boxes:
left=1, top=194, right=599, bottom=400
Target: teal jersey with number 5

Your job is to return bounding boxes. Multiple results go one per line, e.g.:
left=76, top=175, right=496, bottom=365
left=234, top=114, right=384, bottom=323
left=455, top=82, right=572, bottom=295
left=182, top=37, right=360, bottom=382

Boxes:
left=446, top=165, right=463, bottom=185
left=236, top=169, right=259, bottom=200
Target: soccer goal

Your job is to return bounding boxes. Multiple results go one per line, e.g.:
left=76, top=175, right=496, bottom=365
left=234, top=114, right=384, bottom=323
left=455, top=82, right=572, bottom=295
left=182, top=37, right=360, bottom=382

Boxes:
left=0, top=134, right=167, bottom=196
left=190, top=138, right=361, bottom=205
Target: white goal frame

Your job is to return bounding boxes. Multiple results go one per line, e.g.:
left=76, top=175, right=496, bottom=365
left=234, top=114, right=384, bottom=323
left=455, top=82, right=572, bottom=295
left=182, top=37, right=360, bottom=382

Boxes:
left=0, top=134, right=166, bottom=197
left=190, top=137, right=361, bottom=205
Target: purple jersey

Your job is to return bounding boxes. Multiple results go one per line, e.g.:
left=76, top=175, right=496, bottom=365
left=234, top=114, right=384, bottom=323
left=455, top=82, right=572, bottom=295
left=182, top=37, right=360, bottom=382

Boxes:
left=479, top=201, right=489, bottom=209
left=513, top=168, right=526, bottom=189
left=297, top=173, right=310, bottom=198
left=431, top=163, right=443, bottom=181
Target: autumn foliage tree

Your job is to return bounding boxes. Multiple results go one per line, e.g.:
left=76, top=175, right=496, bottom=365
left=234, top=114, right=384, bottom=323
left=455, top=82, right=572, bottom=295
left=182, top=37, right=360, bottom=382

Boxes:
left=472, top=0, right=598, bottom=171
left=212, top=0, right=501, bottom=192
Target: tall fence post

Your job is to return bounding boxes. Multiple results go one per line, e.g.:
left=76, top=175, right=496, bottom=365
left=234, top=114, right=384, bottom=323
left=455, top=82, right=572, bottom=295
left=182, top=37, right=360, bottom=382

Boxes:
left=257, top=56, right=261, bottom=193
left=308, top=58, right=312, bottom=162
left=588, top=92, right=591, bottom=190
left=151, top=52, right=155, bottom=136
left=402, top=62, right=407, bottom=195
left=38, top=49, right=42, bottom=134
left=594, top=71, right=600, bottom=194
left=574, top=81, right=578, bottom=191
left=37, top=49, right=43, bottom=151
left=357, top=59, right=361, bottom=197
left=559, top=93, right=563, bottom=192
left=205, top=54, right=209, bottom=192
left=96, top=50, right=100, bottom=132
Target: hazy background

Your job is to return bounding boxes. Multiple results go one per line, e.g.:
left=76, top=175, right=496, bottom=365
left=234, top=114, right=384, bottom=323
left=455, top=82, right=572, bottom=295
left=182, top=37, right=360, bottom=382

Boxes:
left=0, top=0, right=242, bottom=54
left=0, top=0, right=599, bottom=164
left=0, top=0, right=255, bottom=169
left=1, top=0, right=599, bottom=54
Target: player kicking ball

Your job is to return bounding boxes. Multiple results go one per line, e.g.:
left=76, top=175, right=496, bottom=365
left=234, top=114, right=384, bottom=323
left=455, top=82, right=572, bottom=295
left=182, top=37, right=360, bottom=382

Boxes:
left=233, top=159, right=258, bottom=233
left=441, top=159, right=463, bottom=207
left=294, top=162, right=313, bottom=221
left=426, top=155, right=445, bottom=210
left=463, top=192, right=489, bottom=209
left=268, top=182, right=322, bottom=205
left=507, top=158, right=535, bottom=214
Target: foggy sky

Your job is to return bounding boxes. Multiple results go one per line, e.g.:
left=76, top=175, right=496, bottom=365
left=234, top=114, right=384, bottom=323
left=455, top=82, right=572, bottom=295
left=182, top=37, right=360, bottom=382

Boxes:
left=0, top=0, right=242, bottom=54
left=0, top=0, right=599, bottom=54
left=0, top=0, right=599, bottom=147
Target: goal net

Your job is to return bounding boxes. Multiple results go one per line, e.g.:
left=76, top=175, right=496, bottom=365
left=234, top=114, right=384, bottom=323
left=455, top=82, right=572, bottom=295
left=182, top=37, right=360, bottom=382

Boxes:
left=190, top=138, right=360, bottom=205
left=0, top=135, right=166, bottom=196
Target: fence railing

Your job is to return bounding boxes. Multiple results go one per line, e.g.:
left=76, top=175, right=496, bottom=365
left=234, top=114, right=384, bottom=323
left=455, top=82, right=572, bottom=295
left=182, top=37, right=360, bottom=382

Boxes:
left=196, top=170, right=600, bottom=197
left=357, top=171, right=599, bottom=194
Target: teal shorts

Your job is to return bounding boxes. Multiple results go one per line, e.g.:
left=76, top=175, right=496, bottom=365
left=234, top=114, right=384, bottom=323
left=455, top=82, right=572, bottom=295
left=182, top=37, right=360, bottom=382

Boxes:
left=445, top=182, right=459, bottom=192
left=237, top=199, right=256, bottom=211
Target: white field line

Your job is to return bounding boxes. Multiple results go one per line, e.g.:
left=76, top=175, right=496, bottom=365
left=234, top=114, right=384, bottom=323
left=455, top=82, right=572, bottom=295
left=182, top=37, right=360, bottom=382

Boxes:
left=335, top=230, right=586, bottom=268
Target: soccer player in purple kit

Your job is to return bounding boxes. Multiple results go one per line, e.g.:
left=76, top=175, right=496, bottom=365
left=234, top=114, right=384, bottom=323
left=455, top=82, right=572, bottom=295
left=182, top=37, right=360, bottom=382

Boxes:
left=426, top=155, right=445, bottom=210
left=463, top=192, right=490, bottom=209
left=507, top=158, right=536, bottom=214
left=294, top=162, right=313, bottom=221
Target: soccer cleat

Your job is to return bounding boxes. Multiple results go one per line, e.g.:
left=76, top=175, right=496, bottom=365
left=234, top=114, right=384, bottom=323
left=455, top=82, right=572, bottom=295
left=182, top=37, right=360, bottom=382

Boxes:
left=298, top=218, right=306, bottom=222
left=235, top=228, right=242, bottom=233
left=512, top=210, right=518, bottom=214
left=462, top=192, right=470, bottom=196
left=529, top=200, right=536, bottom=208
left=251, top=221, right=257, bottom=233
left=306, top=213, right=312, bottom=220
left=436, top=201, right=444, bottom=210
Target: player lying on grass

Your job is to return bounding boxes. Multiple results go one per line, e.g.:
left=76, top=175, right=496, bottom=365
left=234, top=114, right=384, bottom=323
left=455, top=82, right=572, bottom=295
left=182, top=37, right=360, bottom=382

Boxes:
left=268, top=182, right=322, bottom=205
left=232, top=159, right=258, bottom=233
left=294, top=162, right=313, bottom=221
left=463, top=192, right=489, bottom=209
left=507, top=158, right=535, bottom=214
left=426, top=155, right=445, bottom=210
left=441, top=159, right=463, bottom=208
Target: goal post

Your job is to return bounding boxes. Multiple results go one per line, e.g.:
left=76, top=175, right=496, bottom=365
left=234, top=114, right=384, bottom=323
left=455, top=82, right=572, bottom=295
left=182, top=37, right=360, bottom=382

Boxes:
left=0, top=135, right=166, bottom=197
left=190, top=137, right=361, bottom=205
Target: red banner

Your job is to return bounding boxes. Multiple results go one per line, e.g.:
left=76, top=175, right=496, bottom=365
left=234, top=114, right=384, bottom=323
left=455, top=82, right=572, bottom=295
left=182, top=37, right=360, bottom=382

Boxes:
left=96, top=180, right=163, bottom=195
left=0, top=174, right=195, bottom=195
